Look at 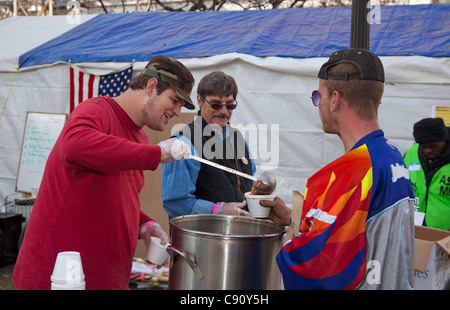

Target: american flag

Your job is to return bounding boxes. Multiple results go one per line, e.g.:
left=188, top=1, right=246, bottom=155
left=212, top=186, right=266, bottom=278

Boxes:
left=69, top=65, right=133, bottom=113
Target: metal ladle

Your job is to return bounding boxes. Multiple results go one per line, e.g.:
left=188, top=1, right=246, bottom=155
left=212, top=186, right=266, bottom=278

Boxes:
left=254, top=171, right=277, bottom=195
left=188, top=155, right=277, bottom=195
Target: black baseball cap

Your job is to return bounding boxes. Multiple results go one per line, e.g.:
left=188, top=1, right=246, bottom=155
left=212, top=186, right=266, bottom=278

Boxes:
left=318, top=48, right=385, bottom=83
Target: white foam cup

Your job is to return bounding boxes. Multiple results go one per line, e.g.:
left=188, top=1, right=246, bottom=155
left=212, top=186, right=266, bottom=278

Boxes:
left=244, top=192, right=275, bottom=218
left=51, top=251, right=85, bottom=285
left=51, top=281, right=85, bottom=290
left=146, top=237, right=169, bottom=265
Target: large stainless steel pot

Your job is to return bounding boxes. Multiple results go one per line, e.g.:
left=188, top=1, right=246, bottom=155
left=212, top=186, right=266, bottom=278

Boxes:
left=167, top=214, right=285, bottom=290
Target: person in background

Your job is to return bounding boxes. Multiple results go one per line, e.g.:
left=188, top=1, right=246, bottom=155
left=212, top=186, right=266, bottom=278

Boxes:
left=403, top=117, right=450, bottom=231
left=13, top=55, right=193, bottom=290
left=162, top=71, right=255, bottom=219
left=263, top=48, right=415, bottom=290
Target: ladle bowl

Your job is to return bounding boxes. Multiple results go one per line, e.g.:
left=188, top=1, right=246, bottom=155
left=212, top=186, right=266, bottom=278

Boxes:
left=254, top=172, right=276, bottom=195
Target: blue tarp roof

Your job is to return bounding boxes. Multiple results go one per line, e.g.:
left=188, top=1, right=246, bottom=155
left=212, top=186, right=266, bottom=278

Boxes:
left=18, top=4, right=450, bottom=68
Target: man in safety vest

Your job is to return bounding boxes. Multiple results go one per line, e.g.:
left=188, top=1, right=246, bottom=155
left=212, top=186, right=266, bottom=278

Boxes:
left=404, top=117, right=450, bottom=231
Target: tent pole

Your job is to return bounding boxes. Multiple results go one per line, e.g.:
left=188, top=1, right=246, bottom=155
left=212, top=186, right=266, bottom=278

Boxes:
left=351, top=0, right=370, bottom=50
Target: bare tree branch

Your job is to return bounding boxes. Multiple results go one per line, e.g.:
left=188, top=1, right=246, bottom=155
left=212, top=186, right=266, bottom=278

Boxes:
left=98, top=0, right=109, bottom=13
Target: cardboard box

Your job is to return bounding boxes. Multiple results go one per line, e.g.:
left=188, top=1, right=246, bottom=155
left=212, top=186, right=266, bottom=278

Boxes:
left=284, top=190, right=303, bottom=242
left=414, top=225, right=450, bottom=290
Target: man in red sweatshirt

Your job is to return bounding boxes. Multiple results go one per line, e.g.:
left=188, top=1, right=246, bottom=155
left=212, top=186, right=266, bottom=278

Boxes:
left=13, top=55, right=194, bottom=290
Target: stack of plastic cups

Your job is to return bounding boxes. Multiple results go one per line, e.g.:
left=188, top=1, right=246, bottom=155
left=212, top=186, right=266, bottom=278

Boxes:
left=51, top=251, right=85, bottom=290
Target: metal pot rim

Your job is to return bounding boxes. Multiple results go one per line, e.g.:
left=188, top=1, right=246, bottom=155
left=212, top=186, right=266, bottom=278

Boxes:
left=169, top=214, right=286, bottom=239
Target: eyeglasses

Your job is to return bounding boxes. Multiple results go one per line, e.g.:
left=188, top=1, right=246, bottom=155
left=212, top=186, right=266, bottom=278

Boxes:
left=311, top=90, right=320, bottom=107
left=202, top=97, right=238, bottom=110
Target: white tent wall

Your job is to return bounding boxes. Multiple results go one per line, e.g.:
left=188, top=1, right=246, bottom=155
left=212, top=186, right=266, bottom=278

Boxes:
left=0, top=15, right=96, bottom=205
left=0, top=15, right=97, bottom=72
left=1, top=53, right=449, bottom=207
left=0, top=64, right=73, bottom=203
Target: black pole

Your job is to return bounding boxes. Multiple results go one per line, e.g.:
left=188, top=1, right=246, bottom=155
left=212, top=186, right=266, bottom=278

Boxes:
left=351, top=0, right=370, bottom=49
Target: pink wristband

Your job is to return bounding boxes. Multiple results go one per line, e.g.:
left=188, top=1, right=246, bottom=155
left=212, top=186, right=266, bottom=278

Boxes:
left=212, top=203, right=220, bottom=214
left=140, top=220, right=155, bottom=236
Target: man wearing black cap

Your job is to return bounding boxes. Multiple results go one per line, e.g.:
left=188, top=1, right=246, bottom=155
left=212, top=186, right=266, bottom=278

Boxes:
left=404, top=117, right=450, bottom=231
left=13, top=55, right=194, bottom=290
left=263, top=48, right=415, bottom=290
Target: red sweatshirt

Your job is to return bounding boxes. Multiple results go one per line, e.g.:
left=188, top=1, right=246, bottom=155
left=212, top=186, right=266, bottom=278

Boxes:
left=13, top=97, right=161, bottom=290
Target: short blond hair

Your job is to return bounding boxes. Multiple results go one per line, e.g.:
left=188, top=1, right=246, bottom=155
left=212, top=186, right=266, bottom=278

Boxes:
left=324, top=63, right=384, bottom=120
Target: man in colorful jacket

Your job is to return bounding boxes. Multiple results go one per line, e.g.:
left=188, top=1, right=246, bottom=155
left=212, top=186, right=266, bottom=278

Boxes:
left=263, top=48, right=415, bottom=290
left=403, top=117, right=450, bottom=231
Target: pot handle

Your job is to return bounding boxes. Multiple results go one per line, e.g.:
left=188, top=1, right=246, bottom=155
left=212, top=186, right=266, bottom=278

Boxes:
left=167, top=245, right=204, bottom=280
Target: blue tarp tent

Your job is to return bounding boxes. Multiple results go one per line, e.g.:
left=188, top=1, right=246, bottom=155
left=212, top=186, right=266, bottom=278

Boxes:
left=1, top=4, right=449, bottom=223
left=18, top=4, right=449, bottom=68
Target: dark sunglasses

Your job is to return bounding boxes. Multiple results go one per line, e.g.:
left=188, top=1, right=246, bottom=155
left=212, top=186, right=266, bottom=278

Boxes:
left=311, top=90, right=320, bottom=107
left=202, top=97, right=238, bottom=110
